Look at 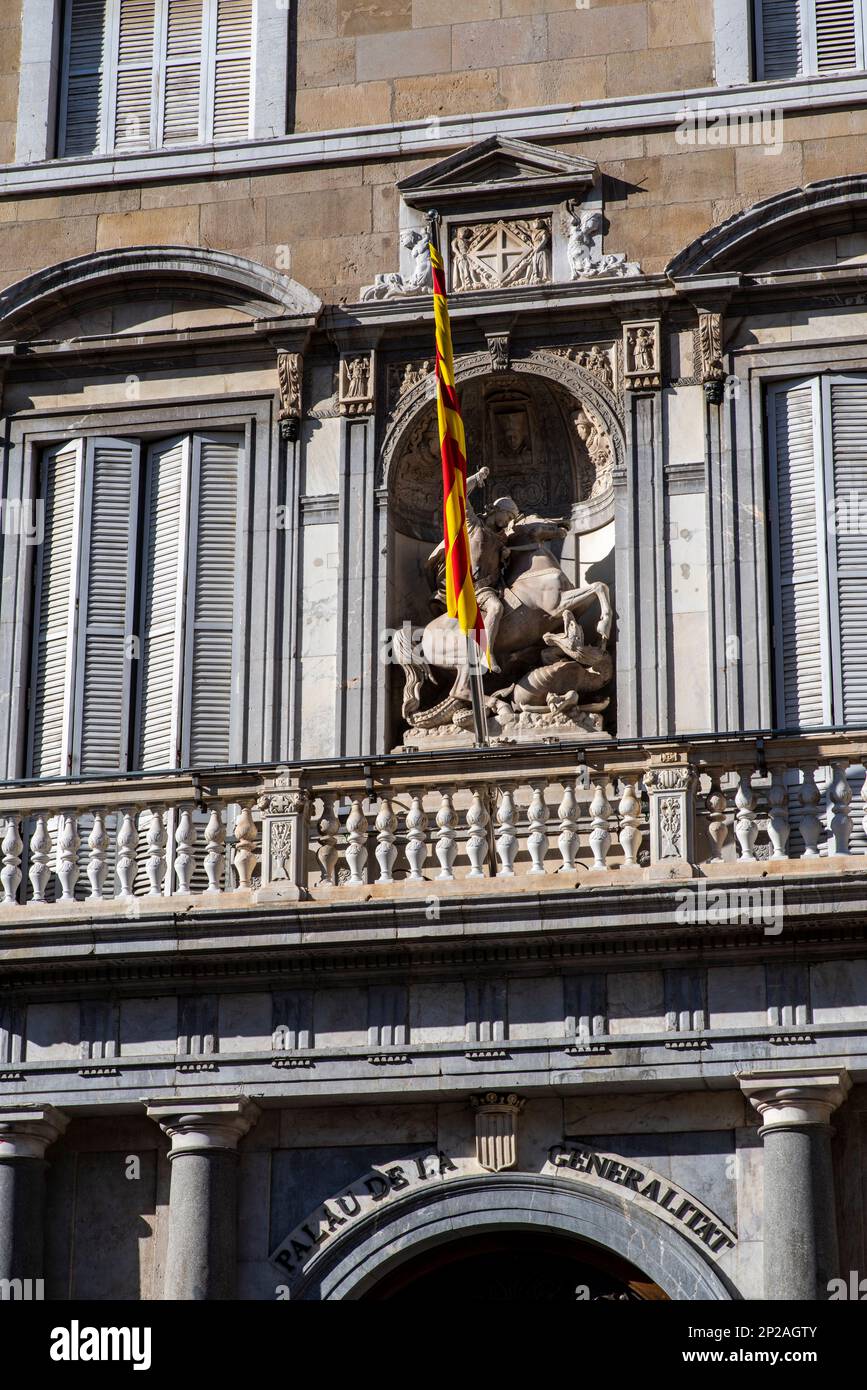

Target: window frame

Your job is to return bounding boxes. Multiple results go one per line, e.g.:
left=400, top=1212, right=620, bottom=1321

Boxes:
left=13, top=0, right=289, bottom=164
left=755, top=0, right=867, bottom=79
left=19, top=408, right=255, bottom=780
left=767, top=371, right=867, bottom=729
left=57, top=0, right=255, bottom=159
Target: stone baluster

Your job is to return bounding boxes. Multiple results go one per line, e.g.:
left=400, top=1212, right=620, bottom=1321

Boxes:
left=86, top=810, right=108, bottom=900
left=767, top=766, right=790, bottom=860
left=826, top=761, right=852, bottom=856
left=404, top=795, right=428, bottom=881
left=706, top=773, right=729, bottom=861
left=0, top=818, right=22, bottom=906
left=344, top=799, right=369, bottom=885
left=316, top=798, right=340, bottom=886
left=116, top=811, right=139, bottom=896
left=495, top=789, right=517, bottom=877
left=145, top=808, right=167, bottom=895
left=465, top=790, right=489, bottom=878
left=734, top=769, right=758, bottom=862
left=799, top=765, right=822, bottom=858
left=203, top=808, right=226, bottom=893
left=617, top=781, right=642, bottom=868
left=556, top=784, right=579, bottom=872
left=588, top=780, right=612, bottom=871
left=375, top=796, right=398, bottom=884
left=56, top=814, right=80, bottom=902
left=435, top=791, right=458, bottom=881
left=28, top=816, right=51, bottom=904
left=232, top=805, right=258, bottom=890
left=174, top=808, right=197, bottom=893
left=527, top=786, right=548, bottom=875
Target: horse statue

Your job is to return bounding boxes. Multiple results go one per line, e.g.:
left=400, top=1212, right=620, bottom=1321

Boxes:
left=396, top=512, right=613, bottom=736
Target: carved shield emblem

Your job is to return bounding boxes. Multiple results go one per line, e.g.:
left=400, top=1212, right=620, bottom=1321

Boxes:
left=472, top=1092, right=526, bottom=1173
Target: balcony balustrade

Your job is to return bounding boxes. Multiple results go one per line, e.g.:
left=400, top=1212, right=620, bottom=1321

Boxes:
left=0, top=731, right=866, bottom=918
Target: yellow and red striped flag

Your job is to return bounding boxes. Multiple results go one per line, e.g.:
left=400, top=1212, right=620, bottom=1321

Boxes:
left=430, top=240, right=487, bottom=659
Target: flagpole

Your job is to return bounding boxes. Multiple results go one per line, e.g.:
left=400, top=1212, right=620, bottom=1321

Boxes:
left=427, top=210, right=489, bottom=749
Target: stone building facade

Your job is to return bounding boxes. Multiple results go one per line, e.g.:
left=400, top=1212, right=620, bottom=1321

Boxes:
left=0, top=0, right=866, bottom=1302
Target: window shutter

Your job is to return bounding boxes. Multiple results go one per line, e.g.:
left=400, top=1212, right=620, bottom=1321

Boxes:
left=31, top=442, right=85, bottom=776
left=814, top=0, right=860, bottom=69
left=826, top=378, right=867, bottom=721
left=74, top=439, right=140, bottom=775
left=161, top=0, right=205, bottom=145
left=60, top=0, right=109, bottom=156
left=211, top=0, right=253, bottom=141
left=114, top=0, right=157, bottom=150
left=757, top=0, right=805, bottom=77
left=138, top=436, right=191, bottom=769
left=183, top=433, right=240, bottom=765
left=769, top=381, right=831, bottom=727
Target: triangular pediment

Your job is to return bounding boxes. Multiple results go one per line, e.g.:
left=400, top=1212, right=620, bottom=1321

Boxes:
left=398, top=137, right=596, bottom=207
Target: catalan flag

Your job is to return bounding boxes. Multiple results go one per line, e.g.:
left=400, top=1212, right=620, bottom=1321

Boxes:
left=430, top=240, right=487, bottom=659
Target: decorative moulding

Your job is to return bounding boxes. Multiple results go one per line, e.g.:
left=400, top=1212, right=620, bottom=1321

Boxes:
left=397, top=135, right=596, bottom=209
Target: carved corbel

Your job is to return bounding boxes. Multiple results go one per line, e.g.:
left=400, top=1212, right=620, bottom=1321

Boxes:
left=486, top=332, right=511, bottom=372
left=697, top=311, right=727, bottom=405
left=338, top=352, right=375, bottom=416
left=277, top=350, right=303, bottom=441
left=622, top=320, right=661, bottom=390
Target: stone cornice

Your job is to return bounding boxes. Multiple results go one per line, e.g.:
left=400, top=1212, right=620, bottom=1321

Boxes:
left=1, top=872, right=866, bottom=992
left=1, top=72, right=867, bottom=197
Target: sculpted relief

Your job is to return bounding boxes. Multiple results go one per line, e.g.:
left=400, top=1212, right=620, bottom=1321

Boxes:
left=389, top=374, right=616, bottom=747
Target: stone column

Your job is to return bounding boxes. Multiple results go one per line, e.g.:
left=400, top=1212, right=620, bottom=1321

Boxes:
left=740, top=1070, right=851, bottom=1300
left=147, top=1097, right=259, bottom=1301
left=0, top=1104, right=68, bottom=1283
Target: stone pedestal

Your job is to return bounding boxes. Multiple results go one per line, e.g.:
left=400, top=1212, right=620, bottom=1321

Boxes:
left=740, top=1070, right=850, bottom=1301
left=0, top=1104, right=68, bottom=1283
left=147, top=1096, right=260, bottom=1301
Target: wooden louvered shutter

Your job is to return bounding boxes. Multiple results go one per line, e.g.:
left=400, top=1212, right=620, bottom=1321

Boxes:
left=813, top=0, right=861, bottom=69
left=137, top=436, right=190, bottom=769
left=757, top=0, right=805, bottom=77
left=769, top=380, right=832, bottom=727
left=211, top=0, right=253, bottom=141
left=30, top=442, right=84, bottom=776
left=113, top=0, right=157, bottom=150
left=182, top=433, right=240, bottom=765
left=825, top=378, right=867, bottom=722
left=160, top=0, right=205, bottom=145
left=74, top=439, right=140, bottom=775
left=60, top=0, right=109, bottom=156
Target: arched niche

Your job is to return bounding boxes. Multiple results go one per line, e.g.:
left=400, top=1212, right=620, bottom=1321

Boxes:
left=378, top=349, right=624, bottom=741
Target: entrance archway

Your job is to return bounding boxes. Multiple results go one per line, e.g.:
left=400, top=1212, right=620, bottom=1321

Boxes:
left=288, top=1173, right=736, bottom=1300
left=361, top=1229, right=668, bottom=1301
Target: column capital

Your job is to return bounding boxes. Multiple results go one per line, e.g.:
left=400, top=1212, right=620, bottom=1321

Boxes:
left=145, top=1096, right=260, bottom=1157
left=739, top=1069, right=852, bottom=1133
left=0, top=1104, right=69, bottom=1159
